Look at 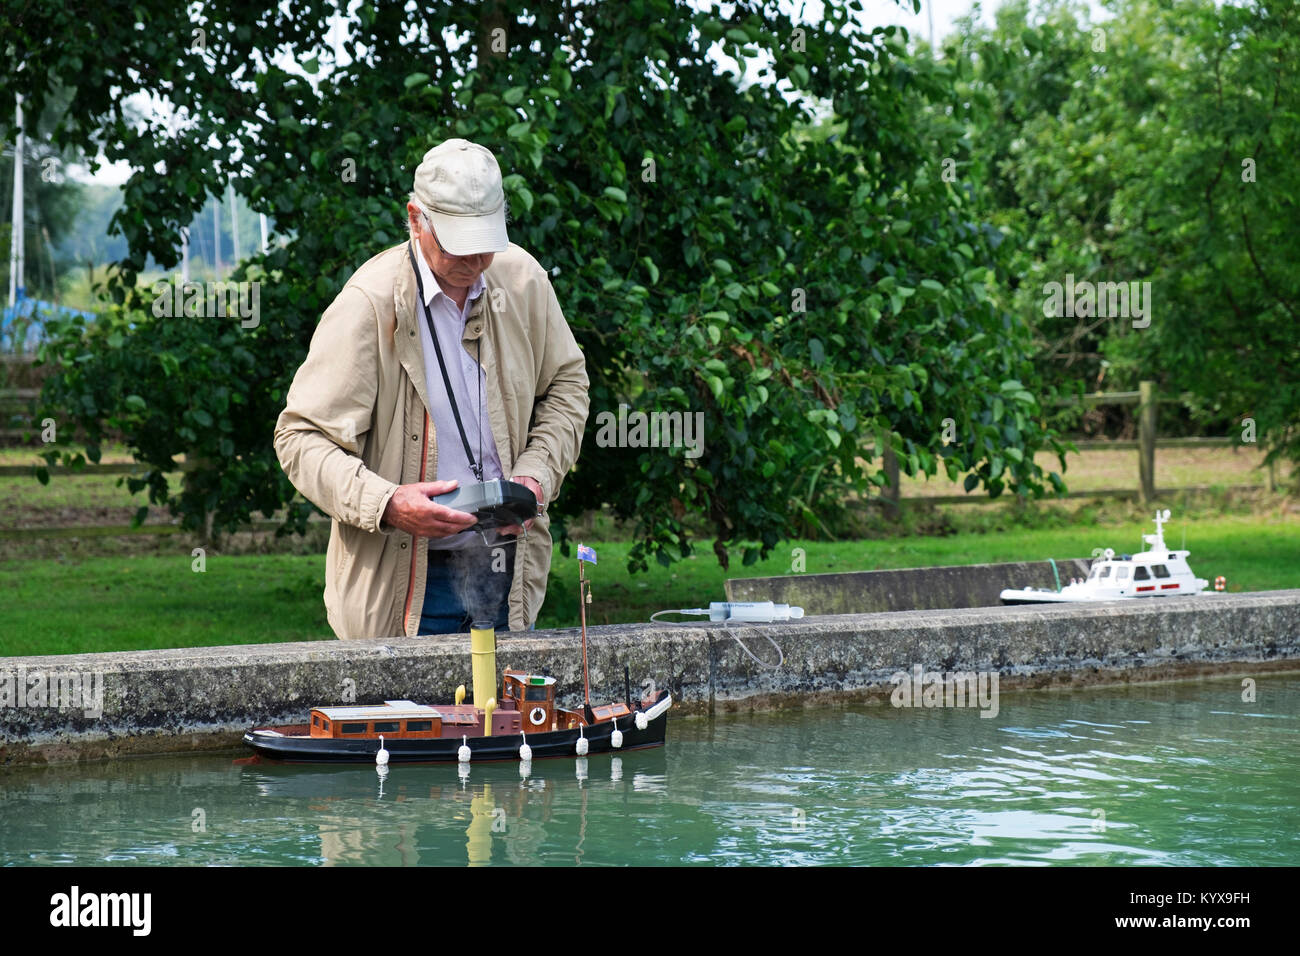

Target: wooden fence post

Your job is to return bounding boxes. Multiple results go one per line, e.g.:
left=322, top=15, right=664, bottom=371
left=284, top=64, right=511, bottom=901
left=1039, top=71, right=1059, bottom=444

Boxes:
left=882, top=443, right=900, bottom=520
left=1139, top=380, right=1157, bottom=504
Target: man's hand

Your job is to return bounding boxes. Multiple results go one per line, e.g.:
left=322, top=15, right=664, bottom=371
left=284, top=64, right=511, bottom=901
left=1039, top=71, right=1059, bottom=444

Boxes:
left=382, top=480, right=478, bottom=538
left=499, top=474, right=544, bottom=537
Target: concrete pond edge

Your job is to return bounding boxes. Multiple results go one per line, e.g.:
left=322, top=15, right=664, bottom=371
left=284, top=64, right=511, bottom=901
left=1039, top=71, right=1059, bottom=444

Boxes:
left=3, top=589, right=1299, bottom=766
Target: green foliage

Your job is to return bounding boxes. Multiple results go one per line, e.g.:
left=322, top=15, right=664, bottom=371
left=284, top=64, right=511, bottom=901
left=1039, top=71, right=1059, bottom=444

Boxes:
left=945, top=0, right=1300, bottom=463
left=4, top=0, right=1065, bottom=567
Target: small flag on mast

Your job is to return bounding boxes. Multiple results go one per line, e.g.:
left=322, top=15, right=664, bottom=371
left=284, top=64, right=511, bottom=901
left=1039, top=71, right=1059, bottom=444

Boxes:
left=577, top=544, right=597, bottom=565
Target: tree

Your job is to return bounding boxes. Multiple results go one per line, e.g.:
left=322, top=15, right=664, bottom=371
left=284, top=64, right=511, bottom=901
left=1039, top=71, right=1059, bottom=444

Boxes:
left=4, top=0, right=1067, bottom=567
left=944, top=0, right=1300, bottom=462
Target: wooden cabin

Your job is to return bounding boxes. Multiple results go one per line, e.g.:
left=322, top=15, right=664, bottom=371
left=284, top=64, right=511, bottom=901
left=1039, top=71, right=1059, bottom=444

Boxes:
left=309, top=700, right=521, bottom=740
left=307, top=675, right=635, bottom=740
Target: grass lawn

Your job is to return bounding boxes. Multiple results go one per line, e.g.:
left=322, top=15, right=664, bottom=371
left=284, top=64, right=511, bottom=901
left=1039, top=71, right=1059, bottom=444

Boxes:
left=3, top=514, right=1296, bottom=657
left=0, top=554, right=333, bottom=657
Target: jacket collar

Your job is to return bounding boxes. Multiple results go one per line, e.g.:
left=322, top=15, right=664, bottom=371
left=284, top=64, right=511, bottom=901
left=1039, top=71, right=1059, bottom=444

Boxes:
left=396, top=240, right=431, bottom=414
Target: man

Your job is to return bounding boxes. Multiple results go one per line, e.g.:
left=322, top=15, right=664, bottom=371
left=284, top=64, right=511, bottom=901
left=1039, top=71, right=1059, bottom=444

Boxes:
left=274, top=138, right=589, bottom=638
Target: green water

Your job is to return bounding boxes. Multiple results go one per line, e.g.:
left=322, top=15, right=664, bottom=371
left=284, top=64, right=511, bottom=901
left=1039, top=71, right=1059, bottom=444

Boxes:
left=3, top=675, right=1297, bottom=866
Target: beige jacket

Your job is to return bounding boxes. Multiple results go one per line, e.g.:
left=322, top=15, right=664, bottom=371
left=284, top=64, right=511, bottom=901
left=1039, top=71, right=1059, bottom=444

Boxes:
left=274, top=240, right=589, bottom=639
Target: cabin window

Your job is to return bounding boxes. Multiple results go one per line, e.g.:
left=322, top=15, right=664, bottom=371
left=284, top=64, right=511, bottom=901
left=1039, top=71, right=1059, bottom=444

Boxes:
left=1152, top=564, right=1170, bottom=578
left=406, top=720, right=432, bottom=732
left=1088, top=566, right=1100, bottom=580
left=341, top=723, right=367, bottom=735
left=1133, top=566, right=1151, bottom=581
left=373, top=721, right=400, bottom=733
left=1117, top=567, right=1131, bottom=580
left=312, top=715, right=320, bottom=727
left=525, top=686, right=549, bottom=702
left=322, top=721, right=330, bottom=731
left=1099, top=565, right=1112, bottom=578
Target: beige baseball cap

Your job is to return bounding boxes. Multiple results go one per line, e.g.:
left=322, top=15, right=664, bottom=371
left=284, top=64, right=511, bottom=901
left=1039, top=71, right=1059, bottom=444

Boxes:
left=412, top=139, right=509, bottom=255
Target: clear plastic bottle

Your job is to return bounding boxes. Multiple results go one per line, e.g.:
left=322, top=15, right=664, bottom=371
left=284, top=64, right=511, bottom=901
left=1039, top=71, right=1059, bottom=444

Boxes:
left=708, top=601, right=804, bottom=622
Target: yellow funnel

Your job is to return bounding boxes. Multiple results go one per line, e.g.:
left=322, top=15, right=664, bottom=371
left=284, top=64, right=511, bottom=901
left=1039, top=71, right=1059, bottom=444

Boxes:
left=470, top=621, right=497, bottom=712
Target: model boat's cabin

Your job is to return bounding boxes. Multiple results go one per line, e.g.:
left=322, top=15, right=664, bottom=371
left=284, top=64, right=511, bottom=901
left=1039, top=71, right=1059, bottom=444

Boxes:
left=309, top=700, right=523, bottom=740
left=306, top=674, right=636, bottom=740
left=1085, top=552, right=1194, bottom=593
left=500, top=670, right=609, bottom=731
left=501, top=670, right=634, bottom=730
left=501, top=670, right=557, bottom=730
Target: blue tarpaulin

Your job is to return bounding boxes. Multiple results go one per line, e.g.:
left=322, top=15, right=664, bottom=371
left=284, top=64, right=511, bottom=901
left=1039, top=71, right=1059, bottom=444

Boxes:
left=1, top=297, right=98, bottom=351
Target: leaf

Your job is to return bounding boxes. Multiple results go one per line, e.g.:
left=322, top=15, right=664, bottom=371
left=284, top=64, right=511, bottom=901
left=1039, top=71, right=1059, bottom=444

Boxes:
left=403, top=72, right=430, bottom=90
left=603, top=186, right=627, bottom=203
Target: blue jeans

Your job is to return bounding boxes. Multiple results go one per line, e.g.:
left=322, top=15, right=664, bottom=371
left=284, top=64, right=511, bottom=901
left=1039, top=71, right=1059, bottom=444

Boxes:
left=419, top=545, right=513, bottom=635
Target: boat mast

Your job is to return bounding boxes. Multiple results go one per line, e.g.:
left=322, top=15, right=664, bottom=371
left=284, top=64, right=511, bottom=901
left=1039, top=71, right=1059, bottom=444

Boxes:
left=579, top=557, right=591, bottom=712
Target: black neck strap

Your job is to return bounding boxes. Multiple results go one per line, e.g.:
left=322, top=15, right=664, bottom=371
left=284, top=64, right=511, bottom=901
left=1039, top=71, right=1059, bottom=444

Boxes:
left=408, top=242, right=484, bottom=482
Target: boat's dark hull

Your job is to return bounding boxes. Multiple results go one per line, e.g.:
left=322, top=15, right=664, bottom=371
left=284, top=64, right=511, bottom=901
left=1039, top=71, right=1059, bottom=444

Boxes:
left=243, top=693, right=671, bottom=764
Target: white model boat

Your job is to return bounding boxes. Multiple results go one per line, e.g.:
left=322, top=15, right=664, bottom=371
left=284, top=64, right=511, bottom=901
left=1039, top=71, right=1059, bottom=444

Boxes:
left=1000, top=510, right=1210, bottom=604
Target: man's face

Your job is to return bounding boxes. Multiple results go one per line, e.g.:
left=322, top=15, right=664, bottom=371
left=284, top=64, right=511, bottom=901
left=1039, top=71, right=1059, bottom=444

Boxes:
left=407, top=201, right=495, bottom=288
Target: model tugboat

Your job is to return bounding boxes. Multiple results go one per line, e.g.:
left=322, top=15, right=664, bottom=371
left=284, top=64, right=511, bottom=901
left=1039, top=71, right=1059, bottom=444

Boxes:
left=1000, top=510, right=1212, bottom=605
left=244, top=546, right=672, bottom=764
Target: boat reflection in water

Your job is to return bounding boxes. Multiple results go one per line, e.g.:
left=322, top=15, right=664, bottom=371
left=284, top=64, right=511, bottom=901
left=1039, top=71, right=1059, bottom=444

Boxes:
left=236, top=749, right=669, bottom=866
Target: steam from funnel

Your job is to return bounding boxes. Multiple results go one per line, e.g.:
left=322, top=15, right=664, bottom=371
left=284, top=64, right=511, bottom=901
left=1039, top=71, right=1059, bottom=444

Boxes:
left=449, top=545, right=512, bottom=625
